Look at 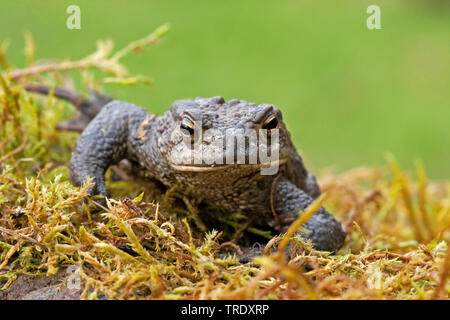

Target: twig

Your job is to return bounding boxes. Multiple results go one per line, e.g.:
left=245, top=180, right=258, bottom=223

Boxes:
left=415, top=160, right=435, bottom=239
left=231, top=216, right=256, bottom=243
left=111, top=24, right=170, bottom=62
left=0, top=127, right=27, bottom=163
left=342, top=190, right=380, bottom=233
left=8, top=24, right=169, bottom=81
left=182, top=196, right=207, bottom=233
left=431, top=242, right=450, bottom=299
left=24, top=83, right=100, bottom=117
left=387, top=155, right=430, bottom=242
left=218, top=241, right=243, bottom=255
left=10, top=59, right=103, bottom=81
left=0, top=225, right=46, bottom=249
left=91, top=199, right=110, bottom=212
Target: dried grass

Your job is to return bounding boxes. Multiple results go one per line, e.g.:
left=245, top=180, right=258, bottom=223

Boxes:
left=0, top=30, right=449, bottom=300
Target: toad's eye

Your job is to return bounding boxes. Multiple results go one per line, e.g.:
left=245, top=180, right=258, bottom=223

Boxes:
left=262, top=114, right=278, bottom=131
left=180, top=116, right=195, bottom=141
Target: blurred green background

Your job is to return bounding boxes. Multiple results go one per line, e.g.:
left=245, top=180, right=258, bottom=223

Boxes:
left=0, top=0, right=449, bottom=178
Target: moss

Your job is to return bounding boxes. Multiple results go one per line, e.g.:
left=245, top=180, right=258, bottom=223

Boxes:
left=0, top=30, right=449, bottom=300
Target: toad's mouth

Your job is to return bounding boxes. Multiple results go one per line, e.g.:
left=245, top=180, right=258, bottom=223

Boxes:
left=168, top=157, right=289, bottom=172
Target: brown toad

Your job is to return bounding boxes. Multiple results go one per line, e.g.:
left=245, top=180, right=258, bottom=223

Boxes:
left=69, top=96, right=346, bottom=253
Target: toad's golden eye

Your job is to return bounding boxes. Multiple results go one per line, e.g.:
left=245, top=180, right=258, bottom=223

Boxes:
left=262, top=114, right=278, bottom=131
left=180, top=116, right=195, bottom=142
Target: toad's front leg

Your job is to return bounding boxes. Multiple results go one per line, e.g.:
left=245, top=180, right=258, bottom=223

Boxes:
left=274, top=177, right=346, bottom=253
left=69, top=101, right=150, bottom=196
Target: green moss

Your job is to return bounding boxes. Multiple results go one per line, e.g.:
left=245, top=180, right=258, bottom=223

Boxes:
left=0, top=31, right=449, bottom=300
